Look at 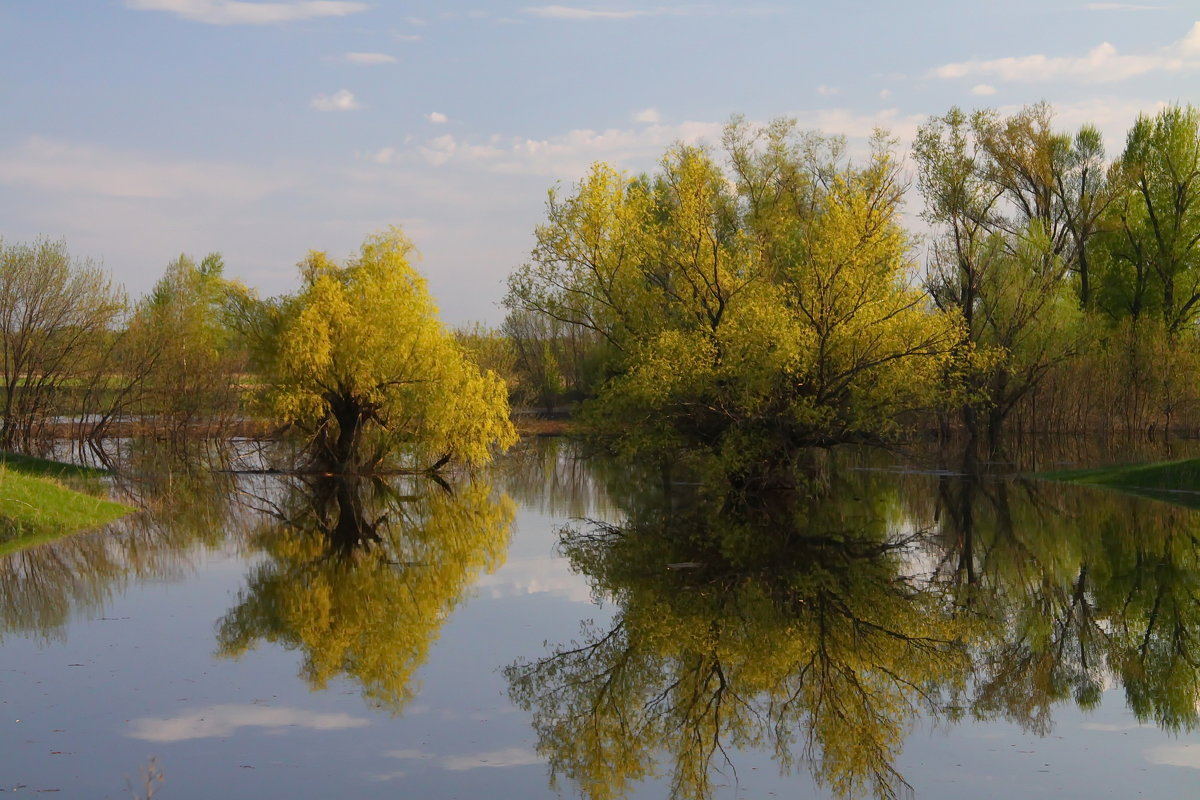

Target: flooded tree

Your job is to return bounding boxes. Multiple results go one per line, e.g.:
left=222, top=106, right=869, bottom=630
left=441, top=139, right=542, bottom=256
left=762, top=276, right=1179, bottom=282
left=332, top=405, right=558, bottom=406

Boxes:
left=0, top=238, right=126, bottom=449
left=251, top=228, right=516, bottom=472
left=506, top=122, right=962, bottom=478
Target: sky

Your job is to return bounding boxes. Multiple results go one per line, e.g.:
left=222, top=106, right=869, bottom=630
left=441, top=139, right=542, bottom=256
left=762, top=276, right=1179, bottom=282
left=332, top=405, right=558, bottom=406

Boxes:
left=1, top=1, right=1197, bottom=324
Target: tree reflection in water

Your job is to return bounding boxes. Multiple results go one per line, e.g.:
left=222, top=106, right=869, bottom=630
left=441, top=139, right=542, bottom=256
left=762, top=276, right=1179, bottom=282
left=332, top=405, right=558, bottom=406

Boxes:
left=508, top=447, right=1200, bottom=800
left=507, top=469, right=976, bottom=800
left=0, top=438, right=248, bottom=642
left=217, top=470, right=514, bottom=712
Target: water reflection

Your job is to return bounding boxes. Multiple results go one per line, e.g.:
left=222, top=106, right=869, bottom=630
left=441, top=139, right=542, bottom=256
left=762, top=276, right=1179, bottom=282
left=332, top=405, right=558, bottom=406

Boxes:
left=217, top=470, right=514, bottom=711
left=509, top=450, right=1200, bottom=800
left=912, top=452, right=1200, bottom=735
left=508, top=470, right=973, bottom=800
left=0, top=438, right=250, bottom=642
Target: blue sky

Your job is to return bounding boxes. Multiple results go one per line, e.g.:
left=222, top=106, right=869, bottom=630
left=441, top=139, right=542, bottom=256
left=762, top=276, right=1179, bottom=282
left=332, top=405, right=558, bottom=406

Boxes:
left=1, top=1, right=1197, bottom=323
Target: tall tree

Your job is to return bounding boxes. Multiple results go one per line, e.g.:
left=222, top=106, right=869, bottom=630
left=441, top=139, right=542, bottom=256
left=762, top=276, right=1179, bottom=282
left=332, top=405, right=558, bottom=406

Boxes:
left=0, top=238, right=125, bottom=449
left=914, top=106, right=1088, bottom=445
left=508, top=123, right=960, bottom=475
left=1094, top=105, right=1200, bottom=331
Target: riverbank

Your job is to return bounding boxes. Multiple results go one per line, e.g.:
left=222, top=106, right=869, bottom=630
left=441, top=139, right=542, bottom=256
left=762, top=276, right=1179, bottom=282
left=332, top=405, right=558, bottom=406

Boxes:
left=0, top=453, right=135, bottom=555
left=1040, top=457, right=1200, bottom=508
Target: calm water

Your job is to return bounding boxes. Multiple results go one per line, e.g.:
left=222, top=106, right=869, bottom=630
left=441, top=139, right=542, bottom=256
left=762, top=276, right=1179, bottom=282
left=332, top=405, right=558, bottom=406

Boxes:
left=4, top=438, right=1200, bottom=798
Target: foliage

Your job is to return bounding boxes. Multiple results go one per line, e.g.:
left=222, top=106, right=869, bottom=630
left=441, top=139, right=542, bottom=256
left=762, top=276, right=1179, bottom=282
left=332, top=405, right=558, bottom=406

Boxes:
left=255, top=229, right=517, bottom=470
left=508, top=469, right=975, bottom=800
left=507, top=122, right=961, bottom=471
left=0, top=237, right=126, bottom=448
left=117, top=252, right=248, bottom=438
left=1093, top=105, right=1200, bottom=331
left=914, top=106, right=1096, bottom=443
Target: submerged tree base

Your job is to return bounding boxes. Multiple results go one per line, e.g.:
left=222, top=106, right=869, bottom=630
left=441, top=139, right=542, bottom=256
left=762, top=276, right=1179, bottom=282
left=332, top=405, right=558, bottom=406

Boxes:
left=0, top=453, right=134, bottom=554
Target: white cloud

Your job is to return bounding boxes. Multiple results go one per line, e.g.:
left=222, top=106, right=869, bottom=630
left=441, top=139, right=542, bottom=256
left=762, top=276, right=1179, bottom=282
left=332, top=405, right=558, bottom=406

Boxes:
left=419, top=134, right=506, bottom=166
left=475, top=555, right=596, bottom=602
left=125, top=0, right=368, bottom=25
left=802, top=107, right=926, bottom=143
left=1085, top=3, right=1167, bottom=9
left=879, top=89, right=892, bottom=99
left=128, top=704, right=370, bottom=742
left=970, top=83, right=997, bottom=95
left=371, top=146, right=399, bottom=164
left=380, top=110, right=923, bottom=180
left=930, top=22, right=1200, bottom=83
left=442, top=747, right=546, bottom=771
left=427, top=111, right=449, bottom=124
left=386, top=746, right=546, bottom=771
left=633, top=107, right=661, bottom=124
left=816, top=85, right=840, bottom=96
left=1145, top=744, right=1200, bottom=769
left=0, top=137, right=285, bottom=200
left=524, top=5, right=650, bottom=19
left=312, top=89, right=360, bottom=111
left=344, top=52, right=396, bottom=64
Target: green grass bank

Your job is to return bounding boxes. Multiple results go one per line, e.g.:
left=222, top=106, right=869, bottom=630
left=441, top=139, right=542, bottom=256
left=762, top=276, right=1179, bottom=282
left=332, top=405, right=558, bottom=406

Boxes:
left=1039, top=458, right=1200, bottom=508
left=0, top=453, right=135, bottom=555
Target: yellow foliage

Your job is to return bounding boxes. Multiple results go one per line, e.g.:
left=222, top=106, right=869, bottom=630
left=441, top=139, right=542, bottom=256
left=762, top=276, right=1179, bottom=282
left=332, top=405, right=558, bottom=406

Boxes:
left=262, top=228, right=516, bottom=468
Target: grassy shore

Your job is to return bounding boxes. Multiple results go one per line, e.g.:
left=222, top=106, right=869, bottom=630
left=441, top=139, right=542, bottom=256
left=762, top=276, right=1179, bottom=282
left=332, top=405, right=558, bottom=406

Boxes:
left=1039, top=458, right=1200, bottom=508
left=0, top=453, right=135, bottom=555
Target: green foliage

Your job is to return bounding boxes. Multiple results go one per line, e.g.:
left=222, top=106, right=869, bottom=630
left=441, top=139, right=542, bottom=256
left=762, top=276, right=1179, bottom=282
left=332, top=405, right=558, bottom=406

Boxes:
left=255, top=228, right=517, bottom=470
left=507, top=121, right=961, bottom=470
left=510, top=443, right=1200, bottom=800
left=508, top=468, right=975, bottom=800
left=914, top=106, right=1097, bottom=442
left=1093, top=105, right=1200, bottom=331
left=120, top=252, right=248, bottom=435
left=0, top=237, right=126, bottom=448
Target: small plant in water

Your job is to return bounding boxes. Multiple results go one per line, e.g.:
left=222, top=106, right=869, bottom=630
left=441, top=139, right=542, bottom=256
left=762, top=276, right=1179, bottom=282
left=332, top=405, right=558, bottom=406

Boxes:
left=126, top=757, right=163, bottom=800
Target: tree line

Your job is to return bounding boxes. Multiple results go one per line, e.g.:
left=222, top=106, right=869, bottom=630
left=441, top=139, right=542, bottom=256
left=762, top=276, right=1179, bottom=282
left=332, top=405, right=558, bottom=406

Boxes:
left=502, top=102, right=1200, bottom=465
left=4, top=102, right=1198, bottom=472
left=0, top=229, right=513, bottom=472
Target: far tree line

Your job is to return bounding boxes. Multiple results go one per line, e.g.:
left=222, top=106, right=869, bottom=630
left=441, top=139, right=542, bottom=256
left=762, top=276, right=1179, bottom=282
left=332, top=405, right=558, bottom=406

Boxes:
left=2, top=102, right=1198, bottom=474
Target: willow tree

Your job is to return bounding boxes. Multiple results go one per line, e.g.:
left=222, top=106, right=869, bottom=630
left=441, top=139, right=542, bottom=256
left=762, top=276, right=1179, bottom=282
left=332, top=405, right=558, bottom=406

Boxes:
left=507, top=470, right=974, bottom=800
left=258, top=229, right=516, bottom=471
left=506, top=121, right=961, bottom=477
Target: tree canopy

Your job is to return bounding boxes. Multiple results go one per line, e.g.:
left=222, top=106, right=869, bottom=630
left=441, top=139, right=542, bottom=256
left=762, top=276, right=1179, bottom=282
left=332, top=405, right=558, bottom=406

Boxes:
left=506, top=121, right=962, bottom=476
left=256, top=229, right=517, bottom=470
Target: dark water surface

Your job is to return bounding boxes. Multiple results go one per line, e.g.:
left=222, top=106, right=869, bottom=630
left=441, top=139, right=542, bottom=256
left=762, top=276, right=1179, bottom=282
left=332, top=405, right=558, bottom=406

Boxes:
left=4, top=438, right=1200, bottom=798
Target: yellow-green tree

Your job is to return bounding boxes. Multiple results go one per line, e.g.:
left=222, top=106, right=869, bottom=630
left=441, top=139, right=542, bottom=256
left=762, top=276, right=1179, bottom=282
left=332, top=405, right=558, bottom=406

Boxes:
left=257, top=229, right=516, bottom=470
left=913, top=106, right=1090, bottom=445
left=506, top=122, right=961, bottom=476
